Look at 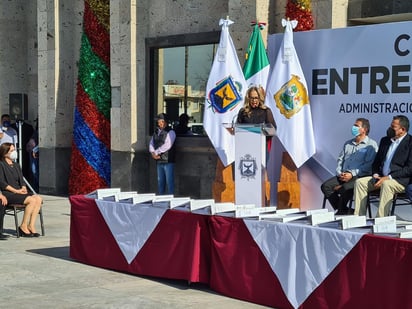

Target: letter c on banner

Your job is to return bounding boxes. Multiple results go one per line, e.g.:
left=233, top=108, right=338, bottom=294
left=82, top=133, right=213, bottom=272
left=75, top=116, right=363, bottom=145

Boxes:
left=394, top=34, right=410, bottom=56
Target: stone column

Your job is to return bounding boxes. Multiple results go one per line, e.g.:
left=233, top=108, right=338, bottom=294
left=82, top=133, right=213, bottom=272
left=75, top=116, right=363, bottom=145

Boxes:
left=26, top=1, right=39, bottom=120
left=37, top=0, right=83, bottom=194
left=0, top=0, right=27, bottom=115
left=110, top=0, right=147, bottom=191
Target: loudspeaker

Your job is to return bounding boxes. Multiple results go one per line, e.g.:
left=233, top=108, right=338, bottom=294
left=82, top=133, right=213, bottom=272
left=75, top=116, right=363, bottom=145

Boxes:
left=9, top=93, right=28, bottom=120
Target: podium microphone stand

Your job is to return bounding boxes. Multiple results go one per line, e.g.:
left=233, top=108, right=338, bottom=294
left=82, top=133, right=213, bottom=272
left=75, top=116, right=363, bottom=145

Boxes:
left=15, top=118, right=36, bottom=194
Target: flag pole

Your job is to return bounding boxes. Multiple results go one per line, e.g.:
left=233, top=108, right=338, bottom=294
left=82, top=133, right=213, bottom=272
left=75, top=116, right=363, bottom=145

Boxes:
left=265, top=18, right=315, bottom=208
left=203, top=18, right=247, bottom=203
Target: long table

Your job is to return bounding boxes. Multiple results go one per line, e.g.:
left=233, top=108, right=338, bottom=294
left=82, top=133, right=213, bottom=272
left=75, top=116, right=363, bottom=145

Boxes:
left=70, top=195, right=412, bottom=308
left=70, top=195, right=210, bottom=283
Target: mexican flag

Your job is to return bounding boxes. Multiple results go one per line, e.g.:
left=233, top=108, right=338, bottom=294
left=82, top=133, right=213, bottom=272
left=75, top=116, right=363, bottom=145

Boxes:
left=243, top=23, right=270, bottom=90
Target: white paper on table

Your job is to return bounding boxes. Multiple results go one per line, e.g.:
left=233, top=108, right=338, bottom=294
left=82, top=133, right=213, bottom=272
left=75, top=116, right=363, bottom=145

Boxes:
left=170, top=197, right=191, bottom=211
left=373, top=216, right=397, bottom=233
left=190, top=199, right=214, bottom=211
left=212, top=202, right=235, bottom=215
left=310, top=212, right=335, bottom=226
left=340, top=216, right=367, bottom=230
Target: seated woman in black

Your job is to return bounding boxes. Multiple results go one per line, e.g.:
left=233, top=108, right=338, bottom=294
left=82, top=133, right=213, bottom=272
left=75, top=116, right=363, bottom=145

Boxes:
left=0, top=143, right=43, bottom=237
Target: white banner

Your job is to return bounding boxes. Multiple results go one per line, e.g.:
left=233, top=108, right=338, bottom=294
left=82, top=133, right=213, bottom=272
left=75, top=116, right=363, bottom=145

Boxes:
left=268, top=21, right=412, bottom=178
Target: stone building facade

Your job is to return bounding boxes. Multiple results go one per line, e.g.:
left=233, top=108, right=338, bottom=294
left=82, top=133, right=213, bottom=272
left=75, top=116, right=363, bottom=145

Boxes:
left=0, top=0, right=411, bottom=196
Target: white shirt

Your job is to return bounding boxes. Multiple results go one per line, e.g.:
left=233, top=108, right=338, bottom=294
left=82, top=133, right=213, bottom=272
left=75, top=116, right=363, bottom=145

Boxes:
left=382, top=134, right=406, bottom=176
left=0, top=127, right=17, bottom=145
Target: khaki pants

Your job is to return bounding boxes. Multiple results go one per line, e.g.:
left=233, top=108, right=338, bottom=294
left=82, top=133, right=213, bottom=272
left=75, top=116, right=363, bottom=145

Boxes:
left=354, top=176, right=405, bottom=217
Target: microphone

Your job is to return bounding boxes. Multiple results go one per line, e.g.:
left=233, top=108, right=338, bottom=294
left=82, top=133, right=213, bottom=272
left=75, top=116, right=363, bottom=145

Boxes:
left=231, top=114, right=238, bottom=129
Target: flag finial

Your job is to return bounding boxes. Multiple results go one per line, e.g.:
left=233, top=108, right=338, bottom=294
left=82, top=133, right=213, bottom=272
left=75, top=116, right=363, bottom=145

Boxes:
left=281, top=19, right=298, bottom=62
left=250, top=21, right=266, bottom=30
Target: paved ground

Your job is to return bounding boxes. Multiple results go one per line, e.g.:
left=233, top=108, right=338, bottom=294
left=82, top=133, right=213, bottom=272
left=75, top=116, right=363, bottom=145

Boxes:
left=2, top=195, right=412, bottom=309
left=0, top=195, right=268, bottom=309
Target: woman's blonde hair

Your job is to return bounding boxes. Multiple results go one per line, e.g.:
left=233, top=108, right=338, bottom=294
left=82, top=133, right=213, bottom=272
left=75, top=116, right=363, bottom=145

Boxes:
left=241, top=86, right=268, bottom=117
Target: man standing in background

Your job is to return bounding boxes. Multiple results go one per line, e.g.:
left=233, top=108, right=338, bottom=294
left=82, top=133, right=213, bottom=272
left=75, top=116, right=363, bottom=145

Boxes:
left=0, top=114, right=18, bottom=146
left=149, top=113, right=176, bottom=195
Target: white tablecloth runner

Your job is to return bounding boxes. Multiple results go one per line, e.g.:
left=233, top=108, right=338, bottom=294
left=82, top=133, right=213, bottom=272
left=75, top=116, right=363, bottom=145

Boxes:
left=244, top=220, right=364, bottom=308
left=96, top=200, right=167, bottom=263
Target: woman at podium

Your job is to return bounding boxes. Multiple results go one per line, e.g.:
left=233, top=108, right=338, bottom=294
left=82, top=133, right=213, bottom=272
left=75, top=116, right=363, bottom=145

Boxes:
left=237, top=86, right=276, bottom=127
left=237, top=86, right=276, bottom=151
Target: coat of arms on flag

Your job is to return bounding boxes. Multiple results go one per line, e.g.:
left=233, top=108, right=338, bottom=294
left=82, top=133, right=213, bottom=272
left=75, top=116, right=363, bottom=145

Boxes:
left=265, top=18, right=315, bottom=168
left=274, top=74, right=309, bottom=119
left=203, top=18, right=247, bottom=167
left=207, top=76, right=243, bottom=113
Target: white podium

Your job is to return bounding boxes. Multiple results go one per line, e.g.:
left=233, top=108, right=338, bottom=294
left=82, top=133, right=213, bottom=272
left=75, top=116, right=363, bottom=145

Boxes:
left=233, top=123, right=275, bottom=207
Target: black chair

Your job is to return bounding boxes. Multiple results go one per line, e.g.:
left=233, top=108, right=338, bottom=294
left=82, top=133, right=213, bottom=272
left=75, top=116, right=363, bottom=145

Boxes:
left=365, top=191, right=378, bottom=218
left=366, top=190, right=411, bottom=217
left=4, top=204, right=45, bottom=238
left=389, top=192, right=411, bottom=216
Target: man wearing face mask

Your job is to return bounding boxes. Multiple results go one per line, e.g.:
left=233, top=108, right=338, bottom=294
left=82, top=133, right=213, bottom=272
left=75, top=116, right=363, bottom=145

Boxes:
left=321, top=118, right=378, bottom=215
left=354, top=115, right=412, bottom=217
left=0, top=114, right=17, bottom=145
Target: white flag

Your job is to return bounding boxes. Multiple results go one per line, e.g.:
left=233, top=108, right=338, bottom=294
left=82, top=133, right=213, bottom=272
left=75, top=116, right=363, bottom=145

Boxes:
left=203, top=19, right=247, bottom=167
left=265, top=19, right=316, bottom=168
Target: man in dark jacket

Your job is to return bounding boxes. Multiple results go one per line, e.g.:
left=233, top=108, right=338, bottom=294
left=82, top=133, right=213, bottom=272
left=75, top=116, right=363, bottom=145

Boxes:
left=149, top=113, right=176, bottom=194
left=354, top=115, right=412, bottom=217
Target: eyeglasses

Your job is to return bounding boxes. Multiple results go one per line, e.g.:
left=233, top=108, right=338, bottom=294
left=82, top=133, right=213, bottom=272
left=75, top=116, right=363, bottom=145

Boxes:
left=249, top=97, right=259, bottom=100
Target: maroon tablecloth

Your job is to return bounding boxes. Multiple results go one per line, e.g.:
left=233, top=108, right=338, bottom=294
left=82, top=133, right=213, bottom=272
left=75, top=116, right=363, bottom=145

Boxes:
left=70, top=195, right=210, bottom=283
left=208, top=215, right=412, bottom=308
left=70, top=195, right=412, bottom=308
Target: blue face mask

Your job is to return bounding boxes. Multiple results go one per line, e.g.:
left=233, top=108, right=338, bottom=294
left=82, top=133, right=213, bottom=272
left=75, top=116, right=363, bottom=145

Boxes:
left=2, top=121, right=10, bottom=127
left=351, top=125, right=360, bottom=137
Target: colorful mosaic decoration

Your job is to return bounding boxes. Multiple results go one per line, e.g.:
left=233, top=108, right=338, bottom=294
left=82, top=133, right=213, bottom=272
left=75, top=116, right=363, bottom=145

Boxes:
left=285, top=0, right=314, bottom=31
left=69, top=0, right=111, bottom=195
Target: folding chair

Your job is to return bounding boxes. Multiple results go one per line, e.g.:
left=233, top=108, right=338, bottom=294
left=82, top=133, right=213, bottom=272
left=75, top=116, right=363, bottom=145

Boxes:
left=389, top=192, right=411, bottom=216
left=4, top=204, right=45, bottom=238
left=366, top=190, right=411, bottom=217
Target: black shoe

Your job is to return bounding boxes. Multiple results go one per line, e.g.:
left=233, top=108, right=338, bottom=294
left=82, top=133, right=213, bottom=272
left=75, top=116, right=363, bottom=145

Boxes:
left=19, top=227, right=34, bottom=237
left=335, top=208, right=349, bottom=215
left=0, top=234, right=8, bottom=240
left=31, top=233, right=40, bottom=237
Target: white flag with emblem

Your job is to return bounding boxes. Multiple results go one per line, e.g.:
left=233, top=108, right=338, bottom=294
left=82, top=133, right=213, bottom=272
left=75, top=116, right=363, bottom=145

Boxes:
left=203, top=19, right=247, bottom=166
left=265, top=19, right=315, bottom=168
